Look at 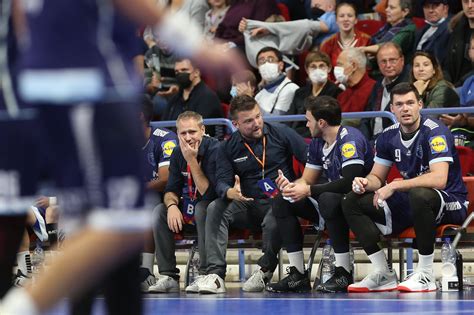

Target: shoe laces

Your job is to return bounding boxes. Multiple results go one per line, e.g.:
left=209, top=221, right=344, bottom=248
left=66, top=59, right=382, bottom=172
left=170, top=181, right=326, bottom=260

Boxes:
left=403, top=269, right=433, bottom=283
left=365, top=269, right=392, bottom=284
left=248, top=270, right=265, bottom=285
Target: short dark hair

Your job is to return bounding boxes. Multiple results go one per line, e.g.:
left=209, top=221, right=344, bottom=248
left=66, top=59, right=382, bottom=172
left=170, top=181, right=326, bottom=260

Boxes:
left=230, top=95, right=258, bottom=120
left=256, top=46, right=283, bottom=64
left=304, top=51, right=332, bottom=69
left=390, top=82, right=422, bottom=105
left=142, top=95, right=154, bottom=124
left=304, top=95, right=341, bottom=126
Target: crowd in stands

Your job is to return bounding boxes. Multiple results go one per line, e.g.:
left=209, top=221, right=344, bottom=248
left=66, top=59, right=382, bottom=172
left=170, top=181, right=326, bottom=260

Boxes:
left=12, top=0, right=474, bottom=298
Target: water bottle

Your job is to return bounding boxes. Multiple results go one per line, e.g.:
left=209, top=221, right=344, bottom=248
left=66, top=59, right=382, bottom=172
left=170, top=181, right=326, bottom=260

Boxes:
left=151, top=53, right=161, bottom=72
left=441, top=239, right=459, bottom=291
left=188, top=248, right=200, bottom=285
left=441, top=239, right=456, bottom=265
left=31, top=241, right=45, bottom=273
left=321, top=244, right=335, bottom=283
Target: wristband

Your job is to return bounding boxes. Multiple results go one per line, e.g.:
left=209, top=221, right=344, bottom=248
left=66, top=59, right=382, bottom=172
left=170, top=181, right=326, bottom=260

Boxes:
left=167, top=203, right=178, bottom=209
left=49, top=197, right=57, bottom=206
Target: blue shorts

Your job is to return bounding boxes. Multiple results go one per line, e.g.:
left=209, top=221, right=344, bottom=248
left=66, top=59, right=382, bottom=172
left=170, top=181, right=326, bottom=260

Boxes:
left=0, top=108, right=41, bottom=215
left=375, top=190, right=468, bottom=235
left=37, top=102, right=149, bottom=232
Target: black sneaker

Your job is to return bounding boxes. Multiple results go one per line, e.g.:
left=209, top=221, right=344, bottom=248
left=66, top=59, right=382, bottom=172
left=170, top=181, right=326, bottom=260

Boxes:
left=265, top=266, right=311, bottom=293
left=316, top=266, right=353, bottom=293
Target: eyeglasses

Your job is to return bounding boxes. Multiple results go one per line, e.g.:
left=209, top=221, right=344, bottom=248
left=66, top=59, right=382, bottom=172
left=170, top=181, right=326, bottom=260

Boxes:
left=257, top=56, right=278, bottom=66
left=378, top=57, right=401, bottom=66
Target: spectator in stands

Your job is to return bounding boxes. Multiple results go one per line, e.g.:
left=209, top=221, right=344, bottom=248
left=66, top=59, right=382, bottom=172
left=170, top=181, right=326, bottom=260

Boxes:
left=335, top=48, right=376, bottom=115
left=230, top=70, right=258, bottom=98
left=343, top=82, right=468, bottom=293
left=204, top=0, right=230, bottom=40
left=267, top=95, right=374, bottom=293
left=288, top=51, right=342, bottom=138
left=214, top=0, right=280, bottom=51
left=410, top=51, right=459, bottom=109
left=440, top=33, right=474, bottom=148
left=443, top=0, right=474, bottom=86
left=139, top=97, right=178, bottom=292
left=254, top=47, right=299, bottom=116
left=148, top=111, right=220, bottom=293
left=310, top=0, right=339, bottom=46
left=413, top=0, right=450, bottom=66
left=320, top=2, right=372, bottom=68
left=361, top=42, right=410, bottom=140
left=162, top=58, right=222, bottom=134
left=198, top=95, right=308, bottom=294
left=359, top=0, right=415, bottom=61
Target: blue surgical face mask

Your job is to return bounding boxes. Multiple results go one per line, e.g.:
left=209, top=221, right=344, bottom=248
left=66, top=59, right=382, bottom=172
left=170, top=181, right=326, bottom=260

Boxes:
left=230, top=85, right=238, bottom=98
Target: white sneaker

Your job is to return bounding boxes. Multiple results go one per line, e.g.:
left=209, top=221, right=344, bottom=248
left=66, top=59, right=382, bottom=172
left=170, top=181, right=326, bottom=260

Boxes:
left=198, top=274, right=226, bottom=294
left=148, top=275, right=179, bottom=293
left=12, top=270, right=31, bottom=288
left=348, top=269, right=398, bottom=292
left=185, top=275, right=206, bottom=293
left=139, top=269, right=156, bottom=292
left=398, top=269, right=437, bottom=292
left=242, top=269, right=273, bottom=292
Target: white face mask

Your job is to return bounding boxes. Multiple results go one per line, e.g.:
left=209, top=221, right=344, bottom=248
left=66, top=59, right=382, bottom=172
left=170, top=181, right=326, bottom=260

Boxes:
left=309, top=68, right=328, bottom=84
left=334, top=66, right=348, bottom=85
left=259, top=62, right=280, bottom=82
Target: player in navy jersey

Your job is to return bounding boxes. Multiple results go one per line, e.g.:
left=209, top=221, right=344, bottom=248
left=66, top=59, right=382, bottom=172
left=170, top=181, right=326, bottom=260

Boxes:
left=265, top=96, right=374, bottom=293
left=343, top=82, right=468, bottom=293
left=0, top=0, right=244, bottom=314
left=140, top=97, right=177, bottom=291
left=0, top=0, right=44, bottom=299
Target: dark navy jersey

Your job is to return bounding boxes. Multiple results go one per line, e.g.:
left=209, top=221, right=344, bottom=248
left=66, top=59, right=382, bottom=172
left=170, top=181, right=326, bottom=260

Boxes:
left=306, top=126, right=374, bottom=181
left=18, top=0, right=141, bottom=103
left=142, top=127, right=178, bottom=182
left=375, top=116, right=467, bottom=199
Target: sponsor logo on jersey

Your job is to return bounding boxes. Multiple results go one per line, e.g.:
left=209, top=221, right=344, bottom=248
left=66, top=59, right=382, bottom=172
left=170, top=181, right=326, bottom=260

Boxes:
left=429, top=135, right=448, bottom=154
left=162, top=140, right=177, bottom=157
left=153, top=128, right=170, bottom=137
left=341, top=141, right=358, bottom=160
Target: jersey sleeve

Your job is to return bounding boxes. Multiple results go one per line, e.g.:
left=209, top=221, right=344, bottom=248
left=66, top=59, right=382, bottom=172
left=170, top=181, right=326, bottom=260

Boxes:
left=426, top=128, right=454, bottom=165
left=305, top=139, right=323, bottom=170
left=339, top=129, right=367, bottom=168
left=156, top=134, right=178, bottom=168
left=373, top=131, right=394, bottom=167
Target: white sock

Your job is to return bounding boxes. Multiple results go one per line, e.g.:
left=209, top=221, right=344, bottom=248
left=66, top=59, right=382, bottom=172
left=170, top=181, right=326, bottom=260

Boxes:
left=417, top=253, right=434, bottom=273
left=368, top=250, right=389, bottom=272
left=335, top=252, right=351, bottom=273
left=1, top=288, right=39, bottom=315
left=287, top=251, right=305, bottom=274
left=141, top=253, right=155, bottom=274
left=17, top=251, right=32, bottom=275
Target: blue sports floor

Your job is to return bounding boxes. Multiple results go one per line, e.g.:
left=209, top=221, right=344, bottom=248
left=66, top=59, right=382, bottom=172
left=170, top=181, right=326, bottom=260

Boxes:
left=45, top=288, right=474, bottom=314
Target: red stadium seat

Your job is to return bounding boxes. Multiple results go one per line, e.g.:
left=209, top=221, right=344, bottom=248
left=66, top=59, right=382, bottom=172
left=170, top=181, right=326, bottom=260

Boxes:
left=456, top=146, right=474, bottom=176
left=355, top=19, right=385, bottom=36
left=277, top=3, right=290, bottom=21
left=412, top=17, right=426, bottom=29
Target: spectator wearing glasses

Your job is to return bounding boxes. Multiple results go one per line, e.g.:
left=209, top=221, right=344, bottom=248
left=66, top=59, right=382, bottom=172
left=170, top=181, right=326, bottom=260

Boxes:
left=254, top=47, right=299, bottom=116
left=361, top=42, right=410, bottom=141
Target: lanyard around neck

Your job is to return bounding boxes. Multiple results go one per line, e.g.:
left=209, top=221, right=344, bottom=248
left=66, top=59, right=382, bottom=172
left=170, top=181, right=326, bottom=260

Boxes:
left=186, top=164, right=198, bottom=201
left=243, top=136, right=266, bottom=179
